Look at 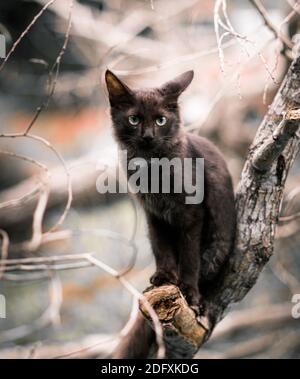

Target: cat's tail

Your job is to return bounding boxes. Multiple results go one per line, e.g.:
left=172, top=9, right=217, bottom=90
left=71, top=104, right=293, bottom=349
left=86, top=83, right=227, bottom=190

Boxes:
left=112, top=313, right=155, bottom=359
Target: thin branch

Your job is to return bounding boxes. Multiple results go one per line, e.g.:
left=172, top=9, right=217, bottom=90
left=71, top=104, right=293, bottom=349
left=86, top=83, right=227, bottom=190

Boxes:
left=279, top=210, right=300, bottom=222
left=53, top=299, right=139, bottom=359
left=27, top=186, right=50, bottom=251
left=0, top=0, right=56, bottom=72
left=0, top=133, right=73, bottom=236
left=249, top=0, right=293, bottom=52
left=0, top=150, right=49, bottom=212
left=0, top=229, right=9, bottom=279
left=24, top=0, right=74, bottom=135
left=0, top=276, right=62, bottom=344
left=85, top=254, right=165, bottom=359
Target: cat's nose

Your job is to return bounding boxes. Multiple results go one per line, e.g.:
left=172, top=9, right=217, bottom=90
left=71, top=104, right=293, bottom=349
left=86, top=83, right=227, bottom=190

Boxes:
left=142, top=129, right=154, bottom=141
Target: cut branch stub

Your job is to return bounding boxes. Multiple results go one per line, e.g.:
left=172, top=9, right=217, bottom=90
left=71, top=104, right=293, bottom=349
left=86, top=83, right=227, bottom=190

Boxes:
left=140, top=285, right=208, bottom=358
left=251, top=118, right=299, bottom=173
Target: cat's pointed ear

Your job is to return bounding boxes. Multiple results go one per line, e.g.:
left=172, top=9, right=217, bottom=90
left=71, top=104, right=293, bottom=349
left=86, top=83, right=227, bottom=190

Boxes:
left=159, top=70, right=194, bottom=99
left=105, top=70, right=134, bottom=106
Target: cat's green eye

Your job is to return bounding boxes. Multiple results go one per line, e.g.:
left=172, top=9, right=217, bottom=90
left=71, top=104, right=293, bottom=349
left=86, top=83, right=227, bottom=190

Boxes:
left=155, top=116, right=167, bottom=126
left=128, top=115, right=140, bottom=126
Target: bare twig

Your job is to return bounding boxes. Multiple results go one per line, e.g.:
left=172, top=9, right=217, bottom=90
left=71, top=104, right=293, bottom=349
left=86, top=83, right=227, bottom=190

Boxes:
left=85, top=254, right=165, bottom=359
left=24, top=0, right=74, bottom=135
left=0, top=276, right=62, bottom=344
left=0, top=0, right=56, bottom=72
left=250, top=0, right=293, bottom=52
left=0, top=229, right=9, bottom=279
left=0, top=133, right=73, bottom=236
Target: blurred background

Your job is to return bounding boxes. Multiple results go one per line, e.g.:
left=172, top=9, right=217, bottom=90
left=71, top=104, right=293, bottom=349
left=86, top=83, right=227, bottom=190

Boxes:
left=0, top=0, right=300, bottom=359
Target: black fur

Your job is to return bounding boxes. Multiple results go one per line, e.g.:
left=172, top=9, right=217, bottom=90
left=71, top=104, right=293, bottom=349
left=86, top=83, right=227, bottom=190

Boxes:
left=105, top=69, right=236, bottom=357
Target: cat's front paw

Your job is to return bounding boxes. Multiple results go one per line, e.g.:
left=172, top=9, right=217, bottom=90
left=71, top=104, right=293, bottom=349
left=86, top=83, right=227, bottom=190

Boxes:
left=150, top=270, right=178, bottom=286
left=179, top=283, right=202, bottom=311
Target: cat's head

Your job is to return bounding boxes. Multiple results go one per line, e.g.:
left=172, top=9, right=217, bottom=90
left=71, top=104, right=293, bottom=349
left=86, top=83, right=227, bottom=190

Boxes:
left=104, top=70, right=193, bottom=150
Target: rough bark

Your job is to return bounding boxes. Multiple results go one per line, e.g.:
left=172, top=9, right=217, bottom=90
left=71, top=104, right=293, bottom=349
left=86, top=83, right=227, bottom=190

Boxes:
left=138, top=55, right=300, bottom=358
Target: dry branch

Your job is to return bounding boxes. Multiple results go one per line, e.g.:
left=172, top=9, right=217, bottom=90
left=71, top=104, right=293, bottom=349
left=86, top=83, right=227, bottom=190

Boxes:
left=249, top=0, right=293, bottom=54
left=140, top=285, right=207, bottom=359
left=0, top=156, right=121, bottom=230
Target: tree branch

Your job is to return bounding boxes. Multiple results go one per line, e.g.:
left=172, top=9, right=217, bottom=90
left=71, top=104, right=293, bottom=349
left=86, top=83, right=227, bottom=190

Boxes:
left=251, top=116, right=299, bottom=172
left=0, top=156, right=122, bottom=231
left=140, top=285, right=208, bottom=359
left=249, top=0, right=293, bottom=54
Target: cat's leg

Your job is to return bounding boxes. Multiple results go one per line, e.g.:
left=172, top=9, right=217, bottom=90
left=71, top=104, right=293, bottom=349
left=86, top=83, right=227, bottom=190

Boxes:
left=177, top=222, right=203, bottom=309
left=146, top=213, right=178, bottom=286
left=200, top=176, right=236, bottom=281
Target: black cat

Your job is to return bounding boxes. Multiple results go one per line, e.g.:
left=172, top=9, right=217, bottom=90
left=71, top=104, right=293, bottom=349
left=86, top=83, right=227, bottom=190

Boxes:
left=105, top=69, right=236, bottom=358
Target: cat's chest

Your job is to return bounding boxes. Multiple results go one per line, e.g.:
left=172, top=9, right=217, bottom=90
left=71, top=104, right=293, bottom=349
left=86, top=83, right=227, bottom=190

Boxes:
left=138, top=192, right=183, bottom=224
left=124, top=151, right=189, bottom=223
